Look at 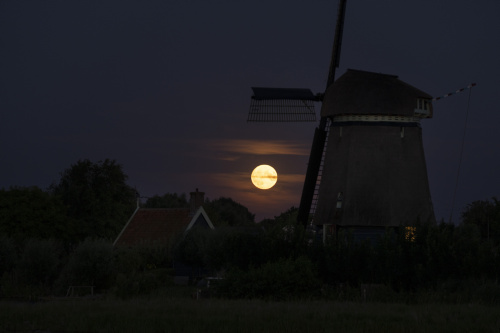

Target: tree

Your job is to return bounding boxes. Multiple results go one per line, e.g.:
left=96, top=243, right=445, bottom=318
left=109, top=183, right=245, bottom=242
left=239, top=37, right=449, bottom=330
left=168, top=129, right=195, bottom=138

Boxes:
left=143, top=193, right=188, bottom=208
left=204, top=197, right=255, bottom=227
left=461, top=198, right=500, bottom=244
left=16, top=238, right=62, bottom=291
left=0, top=235, right=17, bottom=276
left=50, top=159, right=137, bottom=241
left=0, top=186, right=73, bottom=242
left=57, top=238, right=115, bottom=292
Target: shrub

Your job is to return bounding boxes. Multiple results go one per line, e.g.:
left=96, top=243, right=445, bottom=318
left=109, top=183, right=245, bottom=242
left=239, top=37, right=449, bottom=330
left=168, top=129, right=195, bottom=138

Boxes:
left=204, top=228, right=265, bottom=271
left=56, top=238, right=114, bottom=294
left=218, top=256, right=321, bottom=300
left=16, top=238, right=62, bottom=293
left=113, top=269, right=173, bottom=299
left=112, top=242, right=174, bottom=298
left=0, top=235, right=17, bottom=276
left=114, top=242, right=173, bottom=274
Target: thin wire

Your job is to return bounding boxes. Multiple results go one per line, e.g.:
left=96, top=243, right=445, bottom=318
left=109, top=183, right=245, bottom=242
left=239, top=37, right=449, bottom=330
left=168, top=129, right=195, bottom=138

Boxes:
left=449, top=86, right=474, bottom=224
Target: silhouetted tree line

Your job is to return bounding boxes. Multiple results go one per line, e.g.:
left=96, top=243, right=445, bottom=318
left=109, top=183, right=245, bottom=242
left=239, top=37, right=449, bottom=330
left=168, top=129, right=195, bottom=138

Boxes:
left=1, top=158, right=500, bottom=301
left=0, top=159, right=137, bottom=244
left=0, top=159, right=255, bottom=246
left=0, top=159, right=256, bottom=298
left=1, top=201, right=500, bottom=301
left=175, top=204, right=500, bottom=301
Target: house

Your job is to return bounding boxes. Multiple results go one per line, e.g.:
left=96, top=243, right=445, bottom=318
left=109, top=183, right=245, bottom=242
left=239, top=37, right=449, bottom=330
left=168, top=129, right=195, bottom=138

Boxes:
left=113, top=189, right=215, bottom=282
left=113, top=189, right=214, bottom=247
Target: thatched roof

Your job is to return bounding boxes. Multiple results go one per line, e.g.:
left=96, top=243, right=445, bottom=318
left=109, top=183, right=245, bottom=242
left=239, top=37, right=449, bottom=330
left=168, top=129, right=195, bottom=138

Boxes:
left=321, top=69, right=433, bottom=118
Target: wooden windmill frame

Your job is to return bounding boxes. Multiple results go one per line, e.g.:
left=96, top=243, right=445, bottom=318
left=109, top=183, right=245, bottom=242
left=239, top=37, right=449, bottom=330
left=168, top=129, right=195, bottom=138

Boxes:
left=247, top=0, right=348, bottom=226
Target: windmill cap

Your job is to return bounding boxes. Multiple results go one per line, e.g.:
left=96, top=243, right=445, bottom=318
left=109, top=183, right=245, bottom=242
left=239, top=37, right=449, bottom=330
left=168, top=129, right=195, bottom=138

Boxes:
left=321, top=69, right=433, bottom=118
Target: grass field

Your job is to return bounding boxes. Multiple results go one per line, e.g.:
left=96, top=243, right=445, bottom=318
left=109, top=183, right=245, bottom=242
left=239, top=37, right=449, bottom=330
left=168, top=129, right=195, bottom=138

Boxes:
left=1, top=289, right=500, bottom=333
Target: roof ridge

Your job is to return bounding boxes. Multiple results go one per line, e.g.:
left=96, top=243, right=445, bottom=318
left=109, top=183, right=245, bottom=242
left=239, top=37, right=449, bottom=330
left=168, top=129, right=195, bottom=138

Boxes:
left=138, top=207, right=190, bottom=211
left=346, top=68, right=398, bottom=79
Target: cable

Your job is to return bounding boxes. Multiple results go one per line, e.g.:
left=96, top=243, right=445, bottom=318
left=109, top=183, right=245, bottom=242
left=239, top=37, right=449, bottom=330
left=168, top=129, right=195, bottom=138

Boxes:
left=448, top=85, right=474, bottom=223
left=433, top=83, right=476, bottom=101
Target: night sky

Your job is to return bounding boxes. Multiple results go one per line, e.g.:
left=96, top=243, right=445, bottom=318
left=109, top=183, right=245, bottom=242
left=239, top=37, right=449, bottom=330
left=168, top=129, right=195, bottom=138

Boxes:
left=1, top=0, right=499, bottom=222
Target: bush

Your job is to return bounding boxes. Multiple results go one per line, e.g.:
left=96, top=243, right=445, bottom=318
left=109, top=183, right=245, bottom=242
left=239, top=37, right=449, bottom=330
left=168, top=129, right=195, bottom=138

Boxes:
left=56, top=238, right=115, bottom=294
left=204, top=228, right=265, bottom=271
left=114, top=242, right=173, bottom=274
left=0, top=236, right=17, bottom=276
left=15, top=239, right=62, bottom=295
left=112, top=242, right=174, bottom=299
left=218, top=256, right=321, bottom=300
left=113, top=269, right=173, bottom=299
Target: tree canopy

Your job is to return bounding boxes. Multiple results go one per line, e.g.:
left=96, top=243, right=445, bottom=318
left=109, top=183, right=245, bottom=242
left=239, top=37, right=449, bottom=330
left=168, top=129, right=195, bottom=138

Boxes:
left=50, top=159, right=137, bottom=241
left=0, top=186, right=71, bottom=242
left=204, top=197, right=255, bottom=227
left=461, top=197, right=500, bottom=244
left=143, top=193, right=188, bottom=209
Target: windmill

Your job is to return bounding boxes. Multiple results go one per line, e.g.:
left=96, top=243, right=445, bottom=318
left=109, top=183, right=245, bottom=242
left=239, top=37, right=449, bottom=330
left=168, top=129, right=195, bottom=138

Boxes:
left=248, top=0, right=435, bottom=239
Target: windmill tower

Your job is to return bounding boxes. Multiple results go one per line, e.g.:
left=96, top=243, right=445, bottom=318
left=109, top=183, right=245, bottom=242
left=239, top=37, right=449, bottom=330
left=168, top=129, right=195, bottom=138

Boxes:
left=315, top=69, right=435, bottom=240
left=248, top=0, right=435, bottom=238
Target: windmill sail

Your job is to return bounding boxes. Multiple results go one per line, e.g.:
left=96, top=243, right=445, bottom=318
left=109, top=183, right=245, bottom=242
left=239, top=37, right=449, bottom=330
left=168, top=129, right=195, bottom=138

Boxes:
left=297, top=0, right=347, bottom=226
left=248, top=87, right=318, bottom=122
left=327, top=0, right=347, bottom=86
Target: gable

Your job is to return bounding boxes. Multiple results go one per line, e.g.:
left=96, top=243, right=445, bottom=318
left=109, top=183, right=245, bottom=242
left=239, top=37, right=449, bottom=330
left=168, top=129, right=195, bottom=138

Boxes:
left=186, top=207, right=215, bottom=231
left=113, top=206, right=215, bottom=247
left=113, top=208, right=191, bottom=246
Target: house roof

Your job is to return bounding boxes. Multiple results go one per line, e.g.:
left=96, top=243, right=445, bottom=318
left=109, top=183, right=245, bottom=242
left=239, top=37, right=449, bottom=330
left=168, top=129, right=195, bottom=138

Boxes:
left=321, top=69, right=433, bottom=118
left=113, top=206, right=214, bottom=247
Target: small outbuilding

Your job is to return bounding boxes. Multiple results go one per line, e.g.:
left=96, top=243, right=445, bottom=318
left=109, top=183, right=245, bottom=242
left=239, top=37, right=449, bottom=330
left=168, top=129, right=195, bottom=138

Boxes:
left=113, top=189, right=213, bottom=247
left=113, top=189, right=214, bottom=282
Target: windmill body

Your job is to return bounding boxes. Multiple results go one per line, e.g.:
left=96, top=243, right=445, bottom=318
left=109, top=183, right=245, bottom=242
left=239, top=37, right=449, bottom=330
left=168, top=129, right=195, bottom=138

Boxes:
left=247, top=0, right=436, bottom=238
left=314, top=69, right=435, bottom=237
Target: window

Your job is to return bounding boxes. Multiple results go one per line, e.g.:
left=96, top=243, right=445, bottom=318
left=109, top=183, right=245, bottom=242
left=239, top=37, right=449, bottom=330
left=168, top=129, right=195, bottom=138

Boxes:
left=404, top=226, right=416, bottom=242
left=415, top=98, right=431, bottom=116
left=416, top=98, right=430, bottom=111
left=323, top=224, right=336, bottom=244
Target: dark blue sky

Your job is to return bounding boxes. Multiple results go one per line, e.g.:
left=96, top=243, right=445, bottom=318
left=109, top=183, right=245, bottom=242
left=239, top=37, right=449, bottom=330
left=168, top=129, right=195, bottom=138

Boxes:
left=1, top=0, right=499, bottom=222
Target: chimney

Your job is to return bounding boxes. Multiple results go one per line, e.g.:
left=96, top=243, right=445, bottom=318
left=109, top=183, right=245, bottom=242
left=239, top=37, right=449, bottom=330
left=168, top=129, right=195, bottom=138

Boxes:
left=189, top=188, right=205, bottom=215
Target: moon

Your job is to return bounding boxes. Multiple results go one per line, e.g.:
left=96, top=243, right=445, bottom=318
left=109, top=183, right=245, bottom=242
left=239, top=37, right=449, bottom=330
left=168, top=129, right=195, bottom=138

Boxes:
left=251, top=165, right=278, bottom=190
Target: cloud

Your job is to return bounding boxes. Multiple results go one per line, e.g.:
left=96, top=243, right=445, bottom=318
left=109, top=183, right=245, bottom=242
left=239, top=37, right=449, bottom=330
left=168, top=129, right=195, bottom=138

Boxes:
left=203, top=171, right=304, bottom=192
left=194, top=170, right=305, bottom=219
left=207, top=172, right=251, bottom=191
left=208, top=139, right=310, bottom=158
left=278, top=173, right=305, bottom=184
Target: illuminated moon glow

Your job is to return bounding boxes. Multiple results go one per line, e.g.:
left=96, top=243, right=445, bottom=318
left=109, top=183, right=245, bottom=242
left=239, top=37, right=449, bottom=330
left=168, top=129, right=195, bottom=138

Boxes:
left=251, top=165, right=278, bottom=190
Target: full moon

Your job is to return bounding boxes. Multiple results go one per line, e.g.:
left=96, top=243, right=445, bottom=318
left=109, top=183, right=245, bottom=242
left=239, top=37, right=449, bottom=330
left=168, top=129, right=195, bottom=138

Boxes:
left=251, top=165, right=278, bottom=190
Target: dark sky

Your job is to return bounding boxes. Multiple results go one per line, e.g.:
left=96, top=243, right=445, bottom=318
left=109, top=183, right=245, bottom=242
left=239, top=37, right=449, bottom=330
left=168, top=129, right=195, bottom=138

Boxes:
left=1, top=0, right=499, bottom=222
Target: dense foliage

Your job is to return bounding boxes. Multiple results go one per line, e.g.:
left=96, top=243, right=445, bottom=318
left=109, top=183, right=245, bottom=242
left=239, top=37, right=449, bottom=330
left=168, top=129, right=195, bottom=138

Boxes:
left=1, top=213, right=500, bottom=302
left=0, top=159, right=137, bottom=244
left=143, top=193, right=188, bottom=209
left=461, top=197, right=500, bottom=245
left=50, top=159, right=137, bottom=241
left=203, top=197, right=255, bottom=226
left=0, top=187, right=72, bottom=242
left=1, top=158, right=499, bottom=302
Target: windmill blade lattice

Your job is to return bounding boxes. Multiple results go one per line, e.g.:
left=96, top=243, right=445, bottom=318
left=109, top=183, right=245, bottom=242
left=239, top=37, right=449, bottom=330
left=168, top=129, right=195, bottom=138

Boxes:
left=248, top=87, right=319, bottom=122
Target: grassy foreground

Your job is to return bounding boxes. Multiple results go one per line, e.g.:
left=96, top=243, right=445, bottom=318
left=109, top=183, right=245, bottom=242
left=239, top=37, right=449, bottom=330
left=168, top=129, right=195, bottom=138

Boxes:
left=1, top=291, right=500, bottom=333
